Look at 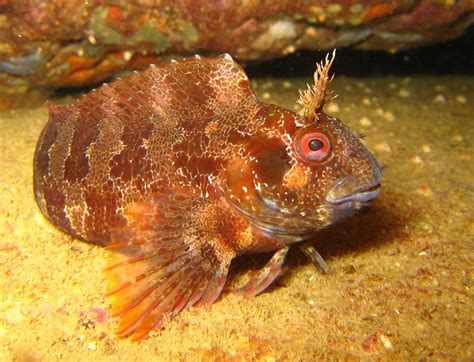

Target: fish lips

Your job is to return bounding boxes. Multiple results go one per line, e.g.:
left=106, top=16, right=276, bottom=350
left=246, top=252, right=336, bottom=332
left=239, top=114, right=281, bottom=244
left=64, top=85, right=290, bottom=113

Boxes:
left=326, top=178, right=381, bottom=206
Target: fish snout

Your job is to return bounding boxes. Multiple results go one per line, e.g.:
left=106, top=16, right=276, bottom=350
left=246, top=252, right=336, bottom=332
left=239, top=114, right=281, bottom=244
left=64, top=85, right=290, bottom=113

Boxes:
left=325, top=174, right=381, bottom=206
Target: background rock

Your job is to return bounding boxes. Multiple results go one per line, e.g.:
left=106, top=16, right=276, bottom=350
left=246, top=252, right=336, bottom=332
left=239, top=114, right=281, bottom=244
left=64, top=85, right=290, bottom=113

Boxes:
left=0, top=0, right=472, bottom=108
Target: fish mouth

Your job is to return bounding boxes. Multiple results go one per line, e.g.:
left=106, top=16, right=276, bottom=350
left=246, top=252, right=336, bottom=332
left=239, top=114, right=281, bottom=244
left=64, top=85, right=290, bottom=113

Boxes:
left=326, top=181, right=381, bottom=205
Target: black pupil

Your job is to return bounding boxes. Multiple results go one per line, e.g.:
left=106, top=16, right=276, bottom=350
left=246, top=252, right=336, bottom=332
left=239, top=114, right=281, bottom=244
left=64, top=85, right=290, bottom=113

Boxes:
left=308, top=138, right=324, bottom=151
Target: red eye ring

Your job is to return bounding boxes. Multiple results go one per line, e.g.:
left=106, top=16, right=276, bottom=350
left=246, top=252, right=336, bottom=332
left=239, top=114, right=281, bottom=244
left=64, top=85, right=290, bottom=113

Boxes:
left=294, top=129, right=332, bottom=164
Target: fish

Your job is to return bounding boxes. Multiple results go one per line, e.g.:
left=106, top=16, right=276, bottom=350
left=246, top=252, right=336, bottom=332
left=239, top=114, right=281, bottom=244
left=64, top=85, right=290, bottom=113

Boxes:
left=33, top=51, right=382, bottom=339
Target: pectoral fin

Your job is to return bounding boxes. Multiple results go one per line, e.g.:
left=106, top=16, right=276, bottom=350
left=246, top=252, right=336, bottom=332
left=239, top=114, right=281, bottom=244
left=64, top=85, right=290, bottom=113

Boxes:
left=105, top=190, right=233, bottom=340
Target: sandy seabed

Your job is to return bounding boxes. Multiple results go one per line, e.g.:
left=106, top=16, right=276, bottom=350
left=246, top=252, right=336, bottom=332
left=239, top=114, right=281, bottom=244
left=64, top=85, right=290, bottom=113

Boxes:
left=0, top=73, right=473, bottom=361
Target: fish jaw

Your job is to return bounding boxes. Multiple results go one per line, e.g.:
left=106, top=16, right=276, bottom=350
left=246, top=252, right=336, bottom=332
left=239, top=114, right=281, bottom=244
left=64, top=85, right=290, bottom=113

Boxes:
left=325, top=156, right=383, bottom=209
left=326, top=181, right=381, bottom=206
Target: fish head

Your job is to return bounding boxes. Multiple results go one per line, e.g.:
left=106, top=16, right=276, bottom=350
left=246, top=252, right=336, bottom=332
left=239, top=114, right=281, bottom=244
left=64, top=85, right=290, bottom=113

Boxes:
left=222, top=107, right=382, bottom=244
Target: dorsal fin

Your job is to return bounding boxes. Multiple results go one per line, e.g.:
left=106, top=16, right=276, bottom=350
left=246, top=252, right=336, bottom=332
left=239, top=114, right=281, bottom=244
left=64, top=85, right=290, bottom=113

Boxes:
left=46, top=101, right=75, bottom=122
left=68, top=55, right=259, bottom=133
left=297, top=50, right=337, bottom=121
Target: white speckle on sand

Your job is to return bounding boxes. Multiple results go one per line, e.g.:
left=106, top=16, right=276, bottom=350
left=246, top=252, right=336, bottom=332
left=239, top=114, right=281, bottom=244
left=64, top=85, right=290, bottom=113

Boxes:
left=398, top=88, right=410, bottom=97
left=379, top=333, right=394, bottom=351
left=455, top=95, right=467, bottom=104
left=359, top=116, right=372, bottom=127
left=411, top=155, right=423, bottom=164
left=451, top=134, right=463, bottom=143
left=433, top=94, right=447, bottom=103
left=375, top=141, right=391, bottom=152
left=3, top=307, right=26, bottom=324
left=416, top=186, right=433, bottom=197
left=382, top=111, right=395, bottom=122
left=422, top=144, right=432, bottom=153
left=326, top=102, right=340, bottom=113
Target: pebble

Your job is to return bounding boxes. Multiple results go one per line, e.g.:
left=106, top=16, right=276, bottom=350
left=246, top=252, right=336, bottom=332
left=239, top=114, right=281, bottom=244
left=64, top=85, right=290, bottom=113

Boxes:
left=416, top=186, right=433, bottom=197
left=379, top=333, right=393, bottom=351
left=451, top=134, right=463, bottom=143
left=410, top=155, right=423, bottom=164
left=87, top=341, right=97, bottom=351
left=374, top=108, right=384, bottom=116
left=375, top=141, right=391, bottom=153
left=433, top=94, right=447, bottom=103
left=382, top=111, right=395, bottom=122
left=3, top=307, right=25, bottom=324
left=398, top=88, right=410, bottom=97
left=455, top=95, right=467, bottom=104
left=361, top=97, right=371, bottom=106
left=282, top=80, right=292, bottom=89
left=326, top=102, right=340, bottom=113
left=459, top=153, right=470, bottom=161
left=359, top=116, right=372, bottom=127
left=262, top=92, right=271, bottom=100
left=422, top=144, right=432, bottom=153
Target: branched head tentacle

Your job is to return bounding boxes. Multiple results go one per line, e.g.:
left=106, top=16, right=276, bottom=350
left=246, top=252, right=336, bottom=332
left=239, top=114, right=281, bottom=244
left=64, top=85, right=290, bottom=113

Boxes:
left=297, top=49, right=337, bottom=121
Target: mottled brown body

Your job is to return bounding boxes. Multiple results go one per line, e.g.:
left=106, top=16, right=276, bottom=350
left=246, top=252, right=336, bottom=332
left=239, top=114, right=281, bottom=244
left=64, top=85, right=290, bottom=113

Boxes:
left=34, top=53, right=382, bottom=339
left=35, top=55, right=262, bottom=248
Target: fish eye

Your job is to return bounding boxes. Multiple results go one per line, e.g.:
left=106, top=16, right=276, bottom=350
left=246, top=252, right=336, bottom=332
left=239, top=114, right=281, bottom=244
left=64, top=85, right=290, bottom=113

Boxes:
left=294, top=129, right=332, bottom=164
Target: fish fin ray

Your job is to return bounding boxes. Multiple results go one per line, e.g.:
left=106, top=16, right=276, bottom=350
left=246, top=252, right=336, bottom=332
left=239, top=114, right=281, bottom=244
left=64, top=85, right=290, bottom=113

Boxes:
left=297, top=49, right=337, bottom=120
left=231, top=246, right=290, bottom=297
left=106, top=189, right=233, bottom=339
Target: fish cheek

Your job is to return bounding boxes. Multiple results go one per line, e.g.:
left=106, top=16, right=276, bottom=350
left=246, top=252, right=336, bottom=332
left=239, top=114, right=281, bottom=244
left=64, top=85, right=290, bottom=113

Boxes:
left=252, top=147, right=308, bottom=210
left=254, top=146, right=291, bottom=187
